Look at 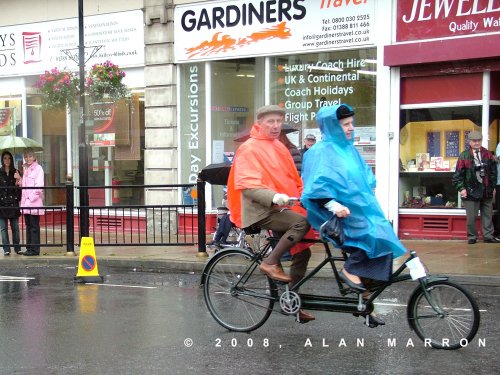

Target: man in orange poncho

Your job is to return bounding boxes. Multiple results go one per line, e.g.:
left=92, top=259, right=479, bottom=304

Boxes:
left=227, top=105, right=314, bottom=322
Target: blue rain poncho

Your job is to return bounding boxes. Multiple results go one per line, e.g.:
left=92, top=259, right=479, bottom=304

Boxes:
left=301, top=105, right=406, bottom=259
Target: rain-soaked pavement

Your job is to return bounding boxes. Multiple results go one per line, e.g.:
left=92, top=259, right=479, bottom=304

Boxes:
left=0, top=264, right=498, bottom=375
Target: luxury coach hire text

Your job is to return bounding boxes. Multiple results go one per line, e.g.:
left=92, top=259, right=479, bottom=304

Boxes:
left=180, top=1, right=307, bottom=32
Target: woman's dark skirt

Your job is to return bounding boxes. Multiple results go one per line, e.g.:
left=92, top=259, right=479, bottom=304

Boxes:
left=343, top=247, right=393, bottom=281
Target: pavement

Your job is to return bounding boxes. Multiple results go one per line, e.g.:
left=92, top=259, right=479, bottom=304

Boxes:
left=0, top=239, right=499, bottom=285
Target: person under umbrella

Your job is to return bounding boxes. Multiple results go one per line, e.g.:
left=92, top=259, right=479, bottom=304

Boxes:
left=0, top=151, right=22, bottom=255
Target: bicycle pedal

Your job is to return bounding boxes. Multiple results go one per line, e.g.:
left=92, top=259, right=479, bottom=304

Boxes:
left=340, top=287, right=361, bottom=296
left=275, top=280, right=289, bottom=286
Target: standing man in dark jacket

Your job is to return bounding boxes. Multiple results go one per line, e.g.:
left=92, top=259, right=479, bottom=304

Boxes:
left=452, top=130, right=499, bottom=244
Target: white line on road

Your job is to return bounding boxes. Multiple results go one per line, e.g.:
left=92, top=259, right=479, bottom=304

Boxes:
left=375, top=301, right=487, bottom=312
left=0, top=276, right=35, bottom=281
left=86, top=283, right=157, bottom=289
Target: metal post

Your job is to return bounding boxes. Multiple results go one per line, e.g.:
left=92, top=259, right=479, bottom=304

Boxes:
left=65, top=181, right=75, bottom=255
left=78, top=0, right=89, bottom=237
left=196, top=179, right=208, bottom=257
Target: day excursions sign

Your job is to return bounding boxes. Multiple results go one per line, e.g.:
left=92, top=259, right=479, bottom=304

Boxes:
left=174, top=0, right=375, bottom=62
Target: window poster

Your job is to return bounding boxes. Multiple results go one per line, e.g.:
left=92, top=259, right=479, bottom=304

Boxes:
left=270, top=49, right=377, bottom=131
left=445, top=131, right=459, bottom=157
left=427, top=131, right=441, bottom=157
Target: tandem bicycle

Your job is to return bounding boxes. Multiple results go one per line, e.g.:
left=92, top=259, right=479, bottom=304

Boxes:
left=201, top=219, right=480, bottom=350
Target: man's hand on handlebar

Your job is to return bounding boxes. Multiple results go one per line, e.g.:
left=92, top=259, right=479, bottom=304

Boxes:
left=272, top=193, right=290, bottom=206
left=272, top=194, right=300, bottom=207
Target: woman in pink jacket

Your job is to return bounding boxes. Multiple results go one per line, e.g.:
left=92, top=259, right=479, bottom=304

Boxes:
left=19, top=148, right=44, bottom=256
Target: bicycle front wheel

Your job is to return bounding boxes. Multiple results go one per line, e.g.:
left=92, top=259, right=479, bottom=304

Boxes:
left=407, top=280, right=480, bottom=349
left=203, top=248, right=277, bottom=332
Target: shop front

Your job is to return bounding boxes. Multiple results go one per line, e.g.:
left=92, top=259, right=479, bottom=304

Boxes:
left=0, top=7, right=146, bottom=207
left=174, top=0, right=392, bottom=221
left=385, top=1, right=500, bottom=239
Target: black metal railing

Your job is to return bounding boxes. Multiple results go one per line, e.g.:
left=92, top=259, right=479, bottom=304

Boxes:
left=0, top=183, right=200, bottom=253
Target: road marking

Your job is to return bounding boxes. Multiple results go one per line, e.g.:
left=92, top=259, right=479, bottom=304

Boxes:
left=375, top=301, right=487, bottom=312
left=374, top=302, right=407, bottom=308
left=86, top=283, right=157, bottom=289
left=0, top=275, right=34, bottom=282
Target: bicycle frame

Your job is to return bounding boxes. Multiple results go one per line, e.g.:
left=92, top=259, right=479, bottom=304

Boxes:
left=202, top=233, right=449, bottom=316
left=203, top=232, right=479, bottom=348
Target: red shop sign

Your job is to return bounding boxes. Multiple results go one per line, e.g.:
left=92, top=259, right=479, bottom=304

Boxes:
left=396, top=0, right=500, bottom=42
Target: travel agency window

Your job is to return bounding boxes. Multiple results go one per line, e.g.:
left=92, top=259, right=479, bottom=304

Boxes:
left=269, top=48, right=377, bottom=168
left=179, top=58, right=263, bottom=211
left=174, top=0, right=378, bottom=210
left=210, top=58, right=264, bottom=208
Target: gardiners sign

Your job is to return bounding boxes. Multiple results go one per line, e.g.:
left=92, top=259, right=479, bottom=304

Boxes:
left=174, top=0, right=375, bottom=62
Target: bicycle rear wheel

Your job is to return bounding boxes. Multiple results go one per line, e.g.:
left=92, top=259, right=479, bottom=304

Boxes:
left=203, top=248, right=277, bottom=332
left=407, top=280, right=480, bottom=349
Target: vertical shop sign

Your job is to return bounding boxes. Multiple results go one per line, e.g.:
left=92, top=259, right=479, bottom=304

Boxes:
left=174, top=0, right=375, bottom=62
left=186, top=65, right=202, bottom=185
left=179, top=63, right=206, bottom=202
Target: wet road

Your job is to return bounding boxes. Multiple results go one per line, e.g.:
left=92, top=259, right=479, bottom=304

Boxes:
left=0, top=265, right=498, bottom=375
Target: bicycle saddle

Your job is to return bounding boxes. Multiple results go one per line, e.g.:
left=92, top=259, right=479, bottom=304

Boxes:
left=243, top=225, right=261, bottom=235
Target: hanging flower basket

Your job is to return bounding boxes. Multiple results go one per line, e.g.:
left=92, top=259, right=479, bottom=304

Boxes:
left=34, top=68, right=79, bottom=111
left=86, top=61, right=130, bottom=102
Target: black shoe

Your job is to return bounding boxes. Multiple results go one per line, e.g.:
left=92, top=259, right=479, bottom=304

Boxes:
left=367, top=314, right=385, bottom=328
left=484, top=238, right=500, bottom=243
left=467, top=239, right=476, bottom=244
left=23, top=251, right=39, bottom=256
left=339, top=270, right=366, bottom=292
left=353, top=313, right=385, bottom=328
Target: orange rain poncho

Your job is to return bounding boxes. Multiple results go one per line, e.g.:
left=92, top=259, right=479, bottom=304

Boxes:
left=227, top=123, right=314, bottom=255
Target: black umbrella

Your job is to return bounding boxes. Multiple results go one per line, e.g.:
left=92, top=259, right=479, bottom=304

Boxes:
left=233, top=123, right=297, bottom=142
left=199, top=162, right=232, bottom=185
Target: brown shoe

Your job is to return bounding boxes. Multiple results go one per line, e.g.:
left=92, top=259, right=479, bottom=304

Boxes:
left=259, top=261, right=292, bottom=283
left=298, top=309, right=315, bottom=323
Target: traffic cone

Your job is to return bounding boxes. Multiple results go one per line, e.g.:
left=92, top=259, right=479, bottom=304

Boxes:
left=74, top=237, right=104, bottom=283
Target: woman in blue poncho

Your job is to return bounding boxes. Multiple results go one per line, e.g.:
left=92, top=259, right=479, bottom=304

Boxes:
left=301, top=104, right=407, bottom=295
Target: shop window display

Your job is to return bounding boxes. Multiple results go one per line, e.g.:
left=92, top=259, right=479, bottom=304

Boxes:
left=398, top=105, right=500, bottom=209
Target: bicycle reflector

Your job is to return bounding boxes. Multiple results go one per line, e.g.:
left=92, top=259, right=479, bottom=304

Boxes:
left=319, top=216, right=345, bottom=246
